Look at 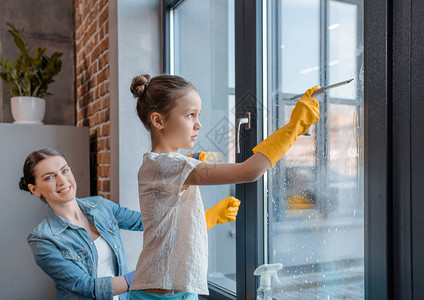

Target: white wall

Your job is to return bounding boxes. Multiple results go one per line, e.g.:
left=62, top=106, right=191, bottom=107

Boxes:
left=110, top=0, right=161, bottom=270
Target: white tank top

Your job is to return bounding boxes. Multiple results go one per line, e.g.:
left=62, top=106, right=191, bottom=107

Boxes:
left=94, top=235, right=119, bottom=300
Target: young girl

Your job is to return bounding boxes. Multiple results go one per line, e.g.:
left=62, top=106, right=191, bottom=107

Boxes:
left=128, top=74, right=320, bottom=299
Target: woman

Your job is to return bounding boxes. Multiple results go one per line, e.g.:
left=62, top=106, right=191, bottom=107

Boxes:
left=21, top=148, right=240, bottom=300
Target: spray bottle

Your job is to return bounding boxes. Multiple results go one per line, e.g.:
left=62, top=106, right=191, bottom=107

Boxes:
left=254, top=263, right=283, bottom=300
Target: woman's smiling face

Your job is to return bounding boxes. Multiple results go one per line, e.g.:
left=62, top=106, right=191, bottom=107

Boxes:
left=28, top=156, right=77, bottom=204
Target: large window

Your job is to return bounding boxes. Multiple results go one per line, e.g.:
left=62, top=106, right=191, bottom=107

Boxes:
left=265, top=0, right=364, bottom=298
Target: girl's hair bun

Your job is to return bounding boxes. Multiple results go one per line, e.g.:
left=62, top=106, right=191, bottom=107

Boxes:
left=19, top=177, right=30, bottom=191
left=130, top=74, right=151, bottom=98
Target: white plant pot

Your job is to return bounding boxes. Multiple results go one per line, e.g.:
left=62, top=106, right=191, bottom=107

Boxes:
left=11, top=96, right=46, bottom=124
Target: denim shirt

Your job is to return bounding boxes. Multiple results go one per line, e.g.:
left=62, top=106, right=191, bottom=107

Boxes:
left=27, top=196, right=143, bottom=300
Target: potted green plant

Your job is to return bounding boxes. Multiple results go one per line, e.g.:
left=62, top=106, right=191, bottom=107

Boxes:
left=0, top=22, right=62, bottom=124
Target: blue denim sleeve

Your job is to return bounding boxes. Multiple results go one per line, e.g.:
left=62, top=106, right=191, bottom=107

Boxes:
left=27, top=233, right=114, bottom=300
left=103, top=199, right=143, bottom=231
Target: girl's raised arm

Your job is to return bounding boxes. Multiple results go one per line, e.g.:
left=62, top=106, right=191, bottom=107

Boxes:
left=185, top=85, right=320, bottom=186
left=185, top=152, right=271, bottom=185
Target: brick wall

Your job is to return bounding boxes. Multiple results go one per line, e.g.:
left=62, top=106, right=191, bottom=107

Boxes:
left=74, top=0, right=110, bottom=199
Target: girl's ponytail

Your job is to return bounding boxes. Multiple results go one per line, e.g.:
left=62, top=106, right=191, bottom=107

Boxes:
left=130, top=74, right=151, bottom=98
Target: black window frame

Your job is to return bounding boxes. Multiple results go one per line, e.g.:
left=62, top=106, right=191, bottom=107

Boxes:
left=365, top=0, right=424, bottom=299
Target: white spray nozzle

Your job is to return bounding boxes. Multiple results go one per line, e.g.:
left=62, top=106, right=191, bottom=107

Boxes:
left=254, top=263, right=283, bottom=287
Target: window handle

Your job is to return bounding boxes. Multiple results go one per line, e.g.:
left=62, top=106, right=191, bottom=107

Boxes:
left=236, top=112, right=251, bottom=153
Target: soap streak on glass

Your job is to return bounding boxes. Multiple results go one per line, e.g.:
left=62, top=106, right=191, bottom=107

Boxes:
left=266, top=0, right=364, bottom=299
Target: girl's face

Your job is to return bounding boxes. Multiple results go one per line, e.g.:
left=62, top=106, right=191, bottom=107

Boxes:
left=161, top=89, right=202, bottom=151
left=28, top=156, right=77, bottom=205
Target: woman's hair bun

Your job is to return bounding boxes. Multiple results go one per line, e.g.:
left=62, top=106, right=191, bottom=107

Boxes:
left=19, top=177, right=30, bottom=192
left=130, top=74, right=151, bottom=98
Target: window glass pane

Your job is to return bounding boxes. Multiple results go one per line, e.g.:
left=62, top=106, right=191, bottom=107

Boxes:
left=328, top=1, right=359, bottom=99
left=173, top=0, right=236, bottom=294
left=266, top=0, right=364, bottom=299
left=281, top=0, right=320, bottom=94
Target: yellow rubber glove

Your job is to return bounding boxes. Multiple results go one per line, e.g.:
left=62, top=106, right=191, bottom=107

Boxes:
left=187, top=152, right=206, bottom=162
left=205, top=196, right=241, bottom=230
left=252, top=85, right=320, bottom=166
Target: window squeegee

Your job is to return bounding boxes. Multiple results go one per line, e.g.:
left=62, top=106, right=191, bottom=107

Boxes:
left=289, top=78, right=354, bottom=100
left=289, top=78, right=354, bottom=135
